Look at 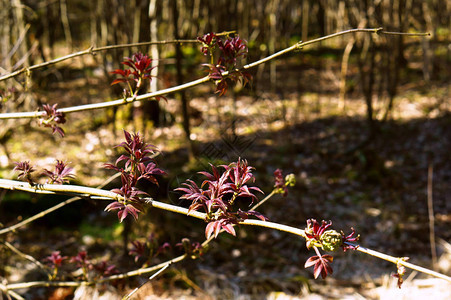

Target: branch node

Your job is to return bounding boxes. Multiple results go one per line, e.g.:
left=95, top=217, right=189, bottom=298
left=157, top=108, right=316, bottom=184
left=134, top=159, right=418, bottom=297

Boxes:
left=295, top=41, right=303, bottom=51
left=88, top=46, right=95, bottom=56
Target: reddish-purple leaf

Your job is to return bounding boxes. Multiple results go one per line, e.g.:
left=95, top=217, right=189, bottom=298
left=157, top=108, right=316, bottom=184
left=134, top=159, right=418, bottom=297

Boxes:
left=205, top=221, right=217, bottom=239
left=304, top=254, right=334, bottom=279
left=221, top=222, right=236, bottom=236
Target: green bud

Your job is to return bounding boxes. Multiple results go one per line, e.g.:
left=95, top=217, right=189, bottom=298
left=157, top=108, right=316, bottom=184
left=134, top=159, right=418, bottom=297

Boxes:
left=320, top=230, right=342, bottom=252
left=274, top=187, right=285, bottom=194
left=285, top=174, right=296, bottom=187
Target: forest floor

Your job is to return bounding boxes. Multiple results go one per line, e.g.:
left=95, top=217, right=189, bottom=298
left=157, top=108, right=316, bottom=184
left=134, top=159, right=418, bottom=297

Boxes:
left=0, top=51, right=450, bottom=299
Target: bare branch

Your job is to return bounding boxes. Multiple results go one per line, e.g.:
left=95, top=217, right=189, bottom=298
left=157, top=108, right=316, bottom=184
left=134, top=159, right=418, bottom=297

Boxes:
left=0, top=40, right=196, bottom=82
left=0, top=172, right=121, bottom=236
left=0, top=30, right=236, bottom=82
left=354, top=245, right=451, bottom=283
left=0, top=282, right=24, bottom=300
left=121, top=262, right=171, bottom=300
left=2, top=178, right=449, bottom=284
left=0, top=28, right=429, bottom=121
left=3, top=241, right=50, bottom=276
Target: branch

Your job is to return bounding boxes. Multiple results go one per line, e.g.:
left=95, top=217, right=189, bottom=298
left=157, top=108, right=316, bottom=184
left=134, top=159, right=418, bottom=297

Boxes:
left=0, top=30, right=236, bottom=82
left=3, top=187, right=280, bottom=292
left=0, top=179, right=300, bottom=236
left=354, top=245, right=451, bottom=283
left=4, top=255, right=183, bottom=290
left=3, top=241, right=49, bottom=276
left=0, top=28, right=429, bottom=120
left=0, top=179, right=120, bottom=199
left=0, top=282, right=24, bottom=300
left=2, top=178, right=449, bottom=284
left=0, top=40, right=196, bottom=82
left=121, top=262, right=171, bottom=300
left=0, top=172, right=120, bottom=236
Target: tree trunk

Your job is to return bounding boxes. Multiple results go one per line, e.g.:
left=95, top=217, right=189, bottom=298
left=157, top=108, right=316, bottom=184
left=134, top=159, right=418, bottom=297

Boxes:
left=172, top=0, right=194, bottom=160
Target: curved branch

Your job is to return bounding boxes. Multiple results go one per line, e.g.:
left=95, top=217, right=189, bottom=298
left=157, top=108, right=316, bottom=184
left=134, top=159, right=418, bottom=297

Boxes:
left=3, top=241, right=49, bottom=275
left=1, top=178, right=449, bottom=284
left=0, top=39, right=197, bottom=82
left=0, top=30, right=237, bottom=82
left=0, top=28, right=429, bottom=120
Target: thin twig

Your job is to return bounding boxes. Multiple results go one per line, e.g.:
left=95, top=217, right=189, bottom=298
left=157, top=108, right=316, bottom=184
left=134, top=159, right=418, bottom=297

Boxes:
left=427, top=163, right=437, bottom=270
left=0, top=179, right=120, bottom=200
left=122, top=262, right=171, bottom=300
left=3, top=241, right=50, bottom=276
left=5, top=255, right=187, bottom=290
left=1, top=178, right=449, bottom=283
left=249, top=190, right=275, bottom=211
left=0, top=28, right=429, bottom=120
left=378, top=30, right=430, bottom=36
left=0, top=76, right=211, bottom=119
left=354, top=245, right=450, bottom=283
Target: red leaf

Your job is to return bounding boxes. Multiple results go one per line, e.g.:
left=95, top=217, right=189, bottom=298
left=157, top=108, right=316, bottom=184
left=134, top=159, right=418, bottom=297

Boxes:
left=111, top=78, right=127, bottom=86
left=304, top=256, right=319, bottom=268
left=118, top=209, right=128, bottom=223
left=205, top=221, right=216, bottom=239
left=221, top=222, right=236, bottom=236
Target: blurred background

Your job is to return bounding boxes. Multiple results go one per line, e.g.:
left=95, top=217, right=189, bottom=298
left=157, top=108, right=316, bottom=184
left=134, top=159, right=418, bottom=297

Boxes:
left=0, top=0, right=450, bottom=299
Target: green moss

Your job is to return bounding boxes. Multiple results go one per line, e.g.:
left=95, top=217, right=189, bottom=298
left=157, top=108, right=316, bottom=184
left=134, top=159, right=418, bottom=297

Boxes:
left=79, top=220, right=123, bottom=242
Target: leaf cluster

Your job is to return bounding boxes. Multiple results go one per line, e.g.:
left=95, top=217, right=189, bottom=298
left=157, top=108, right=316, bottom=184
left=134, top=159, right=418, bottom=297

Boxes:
left=198, top=32, right=252, bottom=96
left=39, top=104, right=66, bottom=137
left=104, top=130, right=165, bottom=222
left=176, top=159, right=266, bottom=239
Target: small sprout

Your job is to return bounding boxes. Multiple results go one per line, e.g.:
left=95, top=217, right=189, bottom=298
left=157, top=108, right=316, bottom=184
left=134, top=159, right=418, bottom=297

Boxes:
left=274, top=169, right=286, bottom=189
left=392, top=257, right=409, bottom=288
left=304, top=219, right=333, bottom=249
left=70, top=251, right=90, bottom=267
left=129, top=236, right=171, bottom=267
left=320, top=230, right=343, bottom=252
left=198, top=32, right=252, bottom=96
left=341, top=227, right=360, bottom=252
left=43, top=160, right=75, bottom=184
left=176, top=238, right=205, bottom=259
left=14, top=161, right=35, bottom=185
left=111, top=52, right=158, bottom=98
left=303, top=220, right=361, bottom=279
left=39, top=104, right=66, bottom=137
left=273, top=169, right=295, bottom=196
left=198, top=32, right=217, bottom=55
left=44, top=251, right=67, bottom=280
left=70, top=251, right=91, bottom=280
left=93, top=261, right=119, bottom=278
left=285, top=174, right=296, bottom=187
